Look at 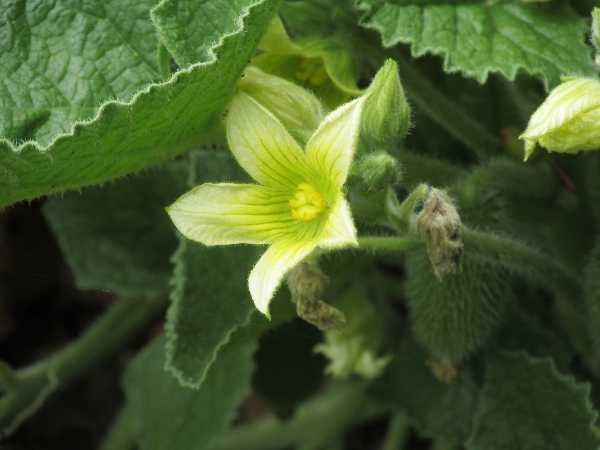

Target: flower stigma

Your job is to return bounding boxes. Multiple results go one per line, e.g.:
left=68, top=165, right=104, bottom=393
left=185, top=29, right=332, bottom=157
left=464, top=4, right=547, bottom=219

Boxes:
left=295, top=57, right=328, bottom=86
left=289, top=183, right=325, bottom=221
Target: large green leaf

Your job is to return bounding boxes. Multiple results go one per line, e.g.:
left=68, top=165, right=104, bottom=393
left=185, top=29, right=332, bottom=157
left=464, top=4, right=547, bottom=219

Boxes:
left=152, top=0, right=254, bottom=67
left=0, top=0, right=159, bottom=146
left=357, top=0, right=594, bottom=89
left=43, top=160, right=188, bottom=294
left=165, top=151, right=263, bottom=388
left=0, top=0, right=278, bottom=210
left=124, top=327, right=259, bottom=450
left=467, top=350, right=600, bottom=450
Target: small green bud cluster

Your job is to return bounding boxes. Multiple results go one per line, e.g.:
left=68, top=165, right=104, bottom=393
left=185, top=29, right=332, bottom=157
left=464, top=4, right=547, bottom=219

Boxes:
left=350, top=150, right=401, bottom=192
left=416, top=189, right=463, bottom=280
left=286, top=263, right=345, bottom=330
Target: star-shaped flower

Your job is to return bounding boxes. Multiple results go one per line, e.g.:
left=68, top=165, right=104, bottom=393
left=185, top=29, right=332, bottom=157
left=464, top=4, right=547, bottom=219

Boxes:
left=167, top=91, right=367, bottom=316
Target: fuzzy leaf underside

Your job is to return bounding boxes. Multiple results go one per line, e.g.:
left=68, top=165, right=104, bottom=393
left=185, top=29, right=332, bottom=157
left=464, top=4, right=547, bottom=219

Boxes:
left=43, top=160, right=188, bottom=294
left=165, top=151, right=263, bottom=388
left=0, top=0, right=160, bottom=146
left=467, top=350, right=600, bottom=450
left=0, top=0, right=278, bottom=210
left=357, top=0, right=594, bottom=89
left=124, top=328, right=259, bottom=450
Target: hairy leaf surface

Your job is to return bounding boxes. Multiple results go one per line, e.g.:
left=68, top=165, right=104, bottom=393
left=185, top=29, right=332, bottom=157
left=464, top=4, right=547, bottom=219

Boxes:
left=358, top=0, right=594, bottom=88
left=124, top=328, right=258, bottom=450
left=0, top=0, right=277, bottom=210
left=467, top=350, right=600, bottom=450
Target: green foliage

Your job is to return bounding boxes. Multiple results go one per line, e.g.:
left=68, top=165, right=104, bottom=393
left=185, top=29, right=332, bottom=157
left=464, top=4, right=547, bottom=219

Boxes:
left=0, top=0, right=159, bottom=145
left=368, top=338, right=481, bottom=442
left=166, top=151, right=262, bottom=387
left=0, top=0, right=278, bottom=210
left=358, top=0, right=594, bottom=89
left=124, top=327, right=259, bottom=450
left=43, top=160, right=187, bottom=294
left=152, top=0, right=256, bottom=67
left=466, top=350, right=600, bottom=450
left=5, top=0, right=600, bottom=448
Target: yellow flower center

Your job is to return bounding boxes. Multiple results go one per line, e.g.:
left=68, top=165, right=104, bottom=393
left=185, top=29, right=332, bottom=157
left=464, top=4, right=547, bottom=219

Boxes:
left=289, top=183, right=325, bottom=221
left=295, top=57, right=328, bottom=86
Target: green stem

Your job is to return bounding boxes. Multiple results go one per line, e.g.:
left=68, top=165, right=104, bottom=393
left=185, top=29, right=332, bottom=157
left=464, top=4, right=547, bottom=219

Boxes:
left=358, top=236, right=421, bottom=253
left=98, top=406, right=136, bottom=450
left=462, top=228, right=581, bottom=301
left=0, top=296, right=165, bottom=435
left=381, top=412, right=409, bottom=450
left=210, top=383, right=387, bottom=450
left=390, top=183, right=429, bottom=231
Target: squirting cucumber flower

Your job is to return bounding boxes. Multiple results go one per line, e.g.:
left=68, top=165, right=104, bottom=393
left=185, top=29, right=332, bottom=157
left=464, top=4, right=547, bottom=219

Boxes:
left=167, top=91, right=367, bottom=317
left=252, top=16, right=362, bottom=110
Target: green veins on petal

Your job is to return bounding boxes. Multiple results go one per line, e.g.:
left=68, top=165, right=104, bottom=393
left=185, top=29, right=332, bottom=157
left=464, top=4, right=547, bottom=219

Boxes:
left=167, top=90, right=365, bottom=316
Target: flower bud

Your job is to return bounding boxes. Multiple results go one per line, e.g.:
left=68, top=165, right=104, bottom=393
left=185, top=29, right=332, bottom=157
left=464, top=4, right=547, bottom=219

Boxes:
left=520, top=77, right=600, bottom=161
left=287, top=263, right=345, bottom=330
left=237, top=66, right=324, bottom=132
left=417, top=189, right=462, bottom=280
left=361, top=59, right=411, bottom=148
left=349, top=150, right=401, bottom=191
left=314, top=290, right=391, bottom=379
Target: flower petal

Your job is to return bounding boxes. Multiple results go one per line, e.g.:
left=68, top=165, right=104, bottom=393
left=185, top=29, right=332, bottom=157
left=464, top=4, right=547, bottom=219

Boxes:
left=305, top=96, right=365, bottom=191
left=227, top=92, right=312, bottom=191
left=249, top=239, right=318, bottom=316
left=167, top=183, right=301, bottom=246
left=238, top=67, right=324, bottom=132
left=318, top=194, right=358, bottom=249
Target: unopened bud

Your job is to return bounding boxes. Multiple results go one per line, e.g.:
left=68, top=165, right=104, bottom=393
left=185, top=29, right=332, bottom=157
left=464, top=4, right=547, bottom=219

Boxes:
left=287, top=263, right=345, bottom=330
left=238, top=66, right=324, bottom=132
left=520, top=77, right=600, bottom=161
left=350, top=150, right=401, bottom=191
left=361, top=59, right=411, bottom=147
left=417, top=189, right=463, bottom=280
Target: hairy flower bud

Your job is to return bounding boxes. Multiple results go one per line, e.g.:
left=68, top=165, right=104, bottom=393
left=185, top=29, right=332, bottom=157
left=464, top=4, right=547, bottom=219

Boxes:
left=520, top=77, right=600, bottom=161
left=361, top=59, right=411, bottom=147
left=417, top=189, right=463, bottom=280
left=349, top=150, right=401, bottom=191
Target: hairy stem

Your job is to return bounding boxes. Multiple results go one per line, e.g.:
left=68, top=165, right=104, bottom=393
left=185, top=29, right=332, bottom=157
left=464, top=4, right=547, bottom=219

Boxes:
left=210, top=383, right=387, bottom=450
left=358, top=236, right=422, bottom=253
left=463, top=228, right=581, bottom=301
left=0, top=296, right=165, bottom=435
left=381, top=412, right=410, bottom=450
